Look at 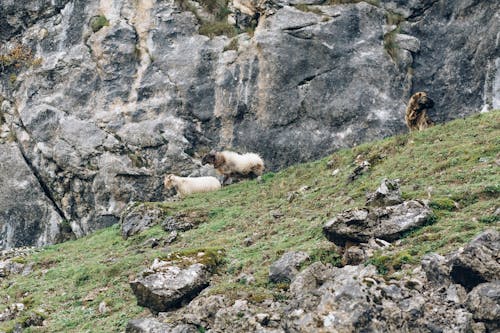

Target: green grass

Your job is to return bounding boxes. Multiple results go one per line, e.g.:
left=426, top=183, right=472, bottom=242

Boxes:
left=89, top=15, right=109, bottom=33
left=0, top=111, right=499, bottom=332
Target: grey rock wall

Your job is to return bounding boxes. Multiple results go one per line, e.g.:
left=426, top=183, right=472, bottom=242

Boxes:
left=0, top=0, right=498, bottom=248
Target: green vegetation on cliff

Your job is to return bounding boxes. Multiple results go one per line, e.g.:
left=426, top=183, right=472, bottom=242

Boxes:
left=0, top=111, right=499, bottom=332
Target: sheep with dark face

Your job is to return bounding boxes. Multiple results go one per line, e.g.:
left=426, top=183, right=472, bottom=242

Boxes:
left=202, top=150, right=264, bottom=185
left=164, top=174, right=221, bottom=198
left=405, top=92, right=435, bottom=131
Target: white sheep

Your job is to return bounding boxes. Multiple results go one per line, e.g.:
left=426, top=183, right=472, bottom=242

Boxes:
left=201, top=150, right=265, bottom=185
left=163, top=174, right=221, bottom=197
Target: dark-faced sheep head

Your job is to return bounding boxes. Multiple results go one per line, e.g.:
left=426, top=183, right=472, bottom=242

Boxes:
left=164, top=174, right=175, bottom=189
left=202, top=150, right=217, bottom=165
left=416, top=92, right=434, bottom=109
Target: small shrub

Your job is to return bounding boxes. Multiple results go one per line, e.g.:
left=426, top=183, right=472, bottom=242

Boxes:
left=308, top=248, right=342, bottom=267
left=368, top=250, right=415, bottom=274
left=160, top=248, right=225, bottom=272
left=199, top=21, right=237, bottom=38
left=11, top=257, right=27, bottom=264
left=430, top=197, right=457, bottom=211
left=367, top=254, right=391, bottom=275
left=90, top=15, right=110, bottom=33
left=425, top=212, right=438, bottom=225
left=199, top=0, right=231, bottom=19
left=450, top=191, right=478, bottom=207
left=177, top=0, right=234, bottom=38
left=261, top=172, right=275, bottom=182
left=478, top=215, right=499, bottom=224
left=391, top=251, right=414, bottom=270
left=74, top=272, right=91, bottom=287
left=0, top=44, right=41, bottom=72
left=60, top=220, right=73, bottom=234
left=479, top=185, right=500, bottom=198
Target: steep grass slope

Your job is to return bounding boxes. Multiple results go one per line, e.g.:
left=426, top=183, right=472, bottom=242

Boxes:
left=0, top=111, right=499, bottom=332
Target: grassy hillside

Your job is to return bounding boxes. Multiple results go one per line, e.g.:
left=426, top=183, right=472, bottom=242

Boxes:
left=1, top=111, right=499, bottom=332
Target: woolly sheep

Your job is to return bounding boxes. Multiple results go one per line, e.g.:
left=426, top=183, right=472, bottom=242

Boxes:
left=201, top=150, right=265, bottom=185
left=164, top=174, right=221, bottom=197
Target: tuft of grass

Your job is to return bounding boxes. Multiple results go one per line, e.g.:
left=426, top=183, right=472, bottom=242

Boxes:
left=368, top=250, right=416, bottom=275
left=308, top=247, right=342, bottom=267
left=430, top=197, right=457, bottom=211
left=0, top=111, right=498, bottom=332
left=159, top=248, right=226, bottom=273
left=384, top=27, right=399, bottom=62
left=383, top=11, right=406, bottom=63
left=478, top=214, right=499, bottom=224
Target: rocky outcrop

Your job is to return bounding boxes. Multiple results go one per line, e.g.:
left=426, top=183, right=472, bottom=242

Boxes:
left=130, top=259, right=212, bottom=314
left=323, top=179, right=433, bottom=246
left=0, top=0, right=71, bottom=41
left=283, top=261, right=480, bottom=333
left=126, top=318, right=197, bottom=333
left=269, top=251, right=309, bottom=283
left=448, top=229, right=500, bottom=290
left=1, top=0, right=498, bottom=248
left=366, top=178, right=403, bottom=207
left=0, top=142, right=66, bottom=249
left=130, top=249, right=223, bottom=314
left=127, top=230, right=499, bottom=332
left=0, top=247, right=35, bottom=277
left=323, top=200, right=433, bottom=246
left=120, top=205, right=210, bottom=240
left=0, top=303, right=25, bottom=323
left=162, top=210, right=209, bottom=232
left=466, top=282, right=500, bottom=332
left=120, top=204, right=167, bottom=240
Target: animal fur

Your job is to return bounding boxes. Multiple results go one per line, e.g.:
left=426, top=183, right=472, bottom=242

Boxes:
left=202, top=150, right=265, bottom=184
left=163, top=174, right=221, bottom=197
left=405, top=92, right=434, bottom=131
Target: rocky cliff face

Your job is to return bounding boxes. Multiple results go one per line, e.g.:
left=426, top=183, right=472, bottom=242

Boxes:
left=0, top=0, right=498, bottom=249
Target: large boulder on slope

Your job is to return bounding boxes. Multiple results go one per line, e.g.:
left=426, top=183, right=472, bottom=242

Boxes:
left=323, top=200, right=433, bottom=246
left=466, top=282, right=500, bottom=332
left=448, top=229, right=500, bottom=291
left=130, top=259, right=212, bottom=314
left=269, top=251, right=310, bottom=283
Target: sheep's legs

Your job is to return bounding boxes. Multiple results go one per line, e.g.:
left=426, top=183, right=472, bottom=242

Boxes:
left=222, top=175, right=232, bottom=186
